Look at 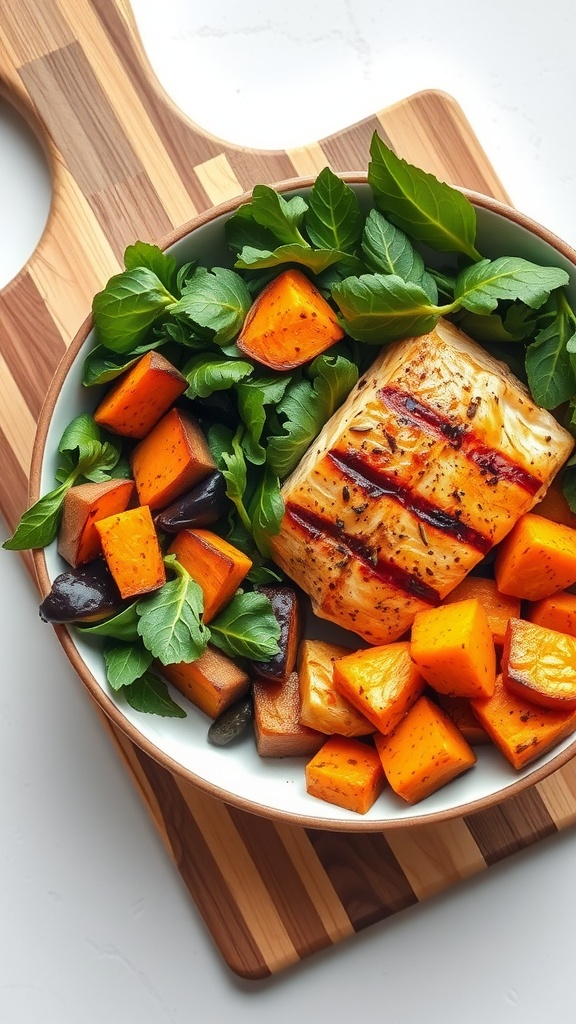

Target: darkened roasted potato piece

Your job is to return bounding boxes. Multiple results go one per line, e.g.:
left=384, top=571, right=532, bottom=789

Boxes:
left=247, top=586, right=302, bottom=682
left=154, top=471, right=228, bottom=533
left=39, top=559, right=124, bottom=623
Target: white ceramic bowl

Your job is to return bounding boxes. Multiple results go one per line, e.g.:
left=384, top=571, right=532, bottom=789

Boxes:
left=31, top=177, right=576, bottom=831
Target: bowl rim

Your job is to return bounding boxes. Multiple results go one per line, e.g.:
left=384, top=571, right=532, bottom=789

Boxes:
left=30, top=173, right=576, bottom=832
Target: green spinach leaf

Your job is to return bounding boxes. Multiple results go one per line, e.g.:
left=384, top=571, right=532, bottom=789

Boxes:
left=123, top=670, right=187, bottom=718
left=209, top=591, right=281, bottom=661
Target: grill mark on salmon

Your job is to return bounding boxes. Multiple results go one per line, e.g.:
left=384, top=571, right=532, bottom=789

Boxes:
left=327, top=448, right=492, bottom=555
left=379, top=385, right=544, bottom=496
left=285, top=501, right=440, bottom=605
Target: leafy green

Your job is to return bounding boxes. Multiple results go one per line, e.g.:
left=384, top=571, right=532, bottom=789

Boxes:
left=236, top=373, right=292, bottom=465
left=525, top=313, right=576, bottom=409
left=332, top=273, right=443, bottom=344
left=183, top=353, right=253, bottom=398
left=123, top=670, right=187, bottom=718
left=76, top=603, right=140, bottom=641
left=208, top=591, right=281, bottom=661
left=171, top=267, right=251, bottom=344
left=123, top=241, right=178, bottom=294
left=2, top=482, right=70, bottom=551
left=454, top=257, right=569, bottom=314
left=249, top=466, right=283, bottom=557
left=103, top=639, right=153, bottom=691
left=92, top=267, right=177, bottom=352
left=234, top=243, right=350, bottom=274
left=361, top=208, right=438, bottom=302
left=305, top=168, right=363, bottom=253
left=368, top=131, right=481, bottom=261
left=82, top=346, right=142, bottom=387
left=136, top=556, right=209, bottom=665
left=247, top=185, right=309, bottom=245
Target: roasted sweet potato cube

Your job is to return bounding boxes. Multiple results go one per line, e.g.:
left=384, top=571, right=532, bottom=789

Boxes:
left=167, top=528, right=252, bottom=622
left=471, top=675, right=576, bottom=770
left=247, top=586, right=302, bottom=682
left=527, top=591, right=576, bottom=637
left=298, top=639, right=374, bottom=737
left=131, top=407, right=215, bottom=510
left=237, top=268, right=344, bottom=371
left=435, top=693, right=491, bottom=746
left=333, top=641, right=424, bottom=735
left=57, top=478, right=135, bottom=567
left=494, top=513, right=576, bottom=601
left=410, top=598, right=496, bottom=699
left=161, top=644, right=250, bottom=719
left=502, top=617, right=576, bottom=711
left=94, top=351, right=187, bottom=438
left=95, top=505, right=165, bottom=599
left=305, top=736, right=385, bottom=815
left=441, top=576, right=520, bottom=646
left=253, top=671, right=324, bottom=758
left=375, top=695, right=477, bottom=804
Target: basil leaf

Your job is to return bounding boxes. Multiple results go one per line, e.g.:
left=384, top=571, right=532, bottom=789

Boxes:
left=2, top=481, right=69, bottom=550
left=305, top=167, right=363, bottom=253
left=124, top=670, right=187, bottom=718
left=136, top=558, right=209, bottom=665
left=525, top=316, right=576, bottom=409
left=103, top=639, right=154, bottom=691
left=183, top=353, right=253, bottom=399
left=249, top=185, right=309, bottom=246
left=209, top=591, right=281, bottom=661
left=250, top=466, right=284, bottom=557
left=236, top=373, right=292, bottom=466
left=234, top=243, right=349, bottom=274
left=454, top=257, right=569, bottom=314
left=124, top=241, right=178, bottom=294
left=92, top=267, right=177, bottom=352
left=332, top=273, right=441, bottom=343
left=172, top=267, right=251, bottom=345
left=368, top=132, right=481, bottom=261
left=362, top=209, right=438, bottom=302
left=76, top=603, right=140, bottom=641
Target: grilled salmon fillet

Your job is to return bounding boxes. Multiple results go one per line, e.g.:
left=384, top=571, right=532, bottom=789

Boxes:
left=269, top=318, right=574, bottom=645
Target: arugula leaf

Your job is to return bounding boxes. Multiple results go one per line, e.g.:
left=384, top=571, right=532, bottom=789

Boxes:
left=92, top=267, right=177, bottom=352
left=525, top=315, right=576, bottom=409
left=123, top=241, right=178, bottom=294
left=332, top=273, right=443, bottom=344
left=209, top=591, right=281, bottom=661
left=76, top=603, right=140, bottom=641
left=2, top=481, right=70, bottom=550
left=208, top=424, right=252, bottom=534
left=171, top=267, right=251, bottom=345
left=267, top=354, right=358, bottom=477
left=103, top=639, right=154, bottom=691
left=183, top=353, right=253, bottom=399
left=454, top=257, right=569, bottom=314
left=123, top=670, right=187, bottom=718
left=136, top=556, right=209, bottom=665
left=361, top=208, right=438, bottom=302
left=305, top=167, right=363, bottom=253
left=234, top=243, right=351, bottom=274
left=236, top=373, right=292, bottom=466
left=249, top=466, right=284, bottom=557
left=368, top=132, right=481, bottom=261
left=248, top=185, right=309, bottom=245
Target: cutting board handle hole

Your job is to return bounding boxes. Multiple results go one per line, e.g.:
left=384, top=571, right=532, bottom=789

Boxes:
left=0, top=99, right=51, bottom=291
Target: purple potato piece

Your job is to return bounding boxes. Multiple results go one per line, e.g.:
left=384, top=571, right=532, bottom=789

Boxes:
left=247, top=586, right=302, bottom=682
left=39, top=559, right=124, bottom=623
left=154, top=471, right=228, bottom=533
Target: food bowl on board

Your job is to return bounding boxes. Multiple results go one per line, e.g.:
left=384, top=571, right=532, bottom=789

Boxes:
left=26, top=162, right=576, bottom=832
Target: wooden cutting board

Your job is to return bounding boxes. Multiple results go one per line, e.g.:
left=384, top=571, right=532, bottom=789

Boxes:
left=2, top=0, right=576, bottom=981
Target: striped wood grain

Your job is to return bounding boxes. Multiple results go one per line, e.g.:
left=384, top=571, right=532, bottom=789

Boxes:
left=0, top=0, right=573, bottom=980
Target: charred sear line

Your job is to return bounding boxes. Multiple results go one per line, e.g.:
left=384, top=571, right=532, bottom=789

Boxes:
left=285, top=503, right=440, bottom=605
left=327, top=449, right=492, bottom=555
left=378, top=385, right=543, bottom=495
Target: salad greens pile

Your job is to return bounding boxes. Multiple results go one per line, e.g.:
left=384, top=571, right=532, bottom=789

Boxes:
left=5, top=131, right=576, bottom=717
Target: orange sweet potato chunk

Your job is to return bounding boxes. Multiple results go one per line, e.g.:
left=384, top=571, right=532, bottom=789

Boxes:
left=168, top=528, right=252, bottom=622
left=305, top=736, right=385, bottom=814
left=502, top=617, right=576, bottom=711
left=94, top=505, right=165, bottom=599
left=471, top=674, right=576, bottom=770
left=298, top=639, right=374, bottom=737
left=57, top=478, right=134, bottom=567
left=161, top=644, right=250, bottom=718
left=333, top=641, right=424, bottom=735
left=494, top=513, right=576, bottom=601
left=442, top=576, right=520, bottom=646
left=253, top=671, right=324, bottom=758
left=527, top=591, right=576, bottom=637
left=374, top=695, right=477, bottom=804
left=236, top=268, right=344, bottom=370
left=131, top=407, right=215, bottom=510
left=410, top=598, right=496, bottom=699
left=94, top=351, right=187, bottom=438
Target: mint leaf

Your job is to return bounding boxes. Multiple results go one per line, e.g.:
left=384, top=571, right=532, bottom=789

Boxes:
left=103, top=639, right=154, bottom=691
left=77, top=603, right=140, bottom=641
left=183, top=353, right=253, bottom=399
left=92, top=267, right=176, bottom=352
left=454, top=257, right=569, bottom=314
left=368, top=132, right=481, bottom=261
left=525, top=316, right=576, bottom=409
left=332, top=273, right=442, bottom=343
left=234, top=243, right=349, bottom=274
left=209, top=591, right=281, bottom=661
left=362, top=208, right=438, bottom=302
left=172, top=267, right=251, bottom=345
left=123, top=241, right=178, bottom=294
left=305, top=167, right=363, bottom=253
left=136, top=556, right=209, bottom=665
left=124, top=670, right=187, bottom=718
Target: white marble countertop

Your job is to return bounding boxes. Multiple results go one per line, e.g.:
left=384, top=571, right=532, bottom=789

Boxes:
left=2, top=2, right=576, bottom=1021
